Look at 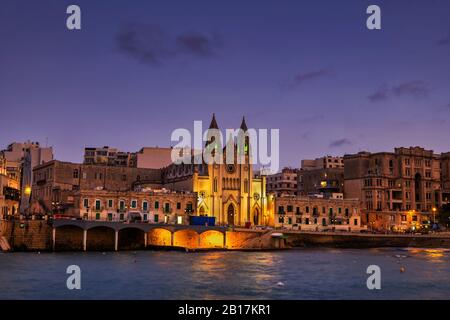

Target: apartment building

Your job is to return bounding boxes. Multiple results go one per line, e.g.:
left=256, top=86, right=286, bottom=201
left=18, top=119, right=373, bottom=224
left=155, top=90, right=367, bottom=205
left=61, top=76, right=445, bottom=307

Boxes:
left=266, top=167, right=298, bottom=196
left=272, top=194, right=362, bottom=231
left=0, top=141, right=53, bottom=214
left=344, top=146, right=449, bottom=231
left=83, top=146, right=173, bottom=169
left=298, top=155, right=345, bottom=196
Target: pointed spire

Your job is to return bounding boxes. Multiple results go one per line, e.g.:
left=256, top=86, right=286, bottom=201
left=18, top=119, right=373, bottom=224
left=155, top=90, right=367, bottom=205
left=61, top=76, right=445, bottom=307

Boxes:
left=209, top=113, right=219, bottom=129
left=240, top=116, right=248, bottom=131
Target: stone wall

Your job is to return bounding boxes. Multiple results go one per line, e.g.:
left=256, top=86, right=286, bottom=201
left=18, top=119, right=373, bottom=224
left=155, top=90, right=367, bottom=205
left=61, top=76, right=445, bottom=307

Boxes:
left=1, top=220, right=52, bottom=251
left=285, top=231, right=450, bottom=248
left=225, top=230, right=264, bottom=249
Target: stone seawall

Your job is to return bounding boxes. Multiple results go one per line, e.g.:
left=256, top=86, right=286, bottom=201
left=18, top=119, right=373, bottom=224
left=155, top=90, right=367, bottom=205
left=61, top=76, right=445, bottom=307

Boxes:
left=3, top=219, right=450, bottom=251
left=284, top=231, right=450, bottom=248
left=0, top=220, right=52, bottom=251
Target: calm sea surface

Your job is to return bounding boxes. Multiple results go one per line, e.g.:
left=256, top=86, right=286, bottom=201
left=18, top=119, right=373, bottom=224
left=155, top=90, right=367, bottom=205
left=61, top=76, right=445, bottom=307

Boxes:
left=1, top=248, right=449, bottom=300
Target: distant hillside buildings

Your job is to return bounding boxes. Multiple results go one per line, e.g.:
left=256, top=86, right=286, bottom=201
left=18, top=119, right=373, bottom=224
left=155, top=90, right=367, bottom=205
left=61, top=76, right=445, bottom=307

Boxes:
left=83, top=146, right=173, bottom=169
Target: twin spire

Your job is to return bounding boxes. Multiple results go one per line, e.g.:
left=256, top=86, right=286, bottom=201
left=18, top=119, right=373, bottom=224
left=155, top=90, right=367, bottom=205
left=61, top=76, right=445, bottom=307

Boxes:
left=208, top=113, right=248, bottom=132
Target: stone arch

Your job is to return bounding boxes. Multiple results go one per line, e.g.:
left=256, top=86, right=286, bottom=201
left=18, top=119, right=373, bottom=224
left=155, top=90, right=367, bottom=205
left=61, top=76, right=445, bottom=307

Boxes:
left=118, top=227, right=145, bottom=250
left=199, top=230, right=224, bottom=248
left=87, top=226, right=115, bottom=251
left=55, top=225, right=84, bottom=251
left=173, top=229, right=199, bottom=249
left=148, top=228, right=172, bottom=247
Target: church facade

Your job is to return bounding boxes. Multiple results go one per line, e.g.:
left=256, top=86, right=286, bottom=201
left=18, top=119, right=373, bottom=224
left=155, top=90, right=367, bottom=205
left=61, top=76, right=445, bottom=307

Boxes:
left=162, top=114, right=269, bottom=227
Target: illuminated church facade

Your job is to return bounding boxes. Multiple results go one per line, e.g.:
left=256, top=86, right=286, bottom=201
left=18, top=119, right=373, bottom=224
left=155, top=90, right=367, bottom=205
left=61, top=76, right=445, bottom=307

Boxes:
left=162, top=114, right=269, bottom=226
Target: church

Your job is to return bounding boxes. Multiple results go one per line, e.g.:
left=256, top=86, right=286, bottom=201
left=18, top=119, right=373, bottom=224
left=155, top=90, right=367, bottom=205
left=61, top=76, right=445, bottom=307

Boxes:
left=162, top=114, right=269, bottom=227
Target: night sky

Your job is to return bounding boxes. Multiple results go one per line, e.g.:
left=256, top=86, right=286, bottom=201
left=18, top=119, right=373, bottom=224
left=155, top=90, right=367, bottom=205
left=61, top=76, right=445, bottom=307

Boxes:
left=1, top=0, right=450, bottom=168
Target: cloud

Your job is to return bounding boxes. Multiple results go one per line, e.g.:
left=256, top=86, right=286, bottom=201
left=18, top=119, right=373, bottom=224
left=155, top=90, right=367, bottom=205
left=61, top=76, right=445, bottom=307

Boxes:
left=368, top=80, right=429, bottom=102
left=116, top=23, right=222, bottom=64
left=437, top=34, right=450, bottom=46
left=391, top=81, right=429, bottom=98
left=176, top=33, right=222, bottom=57
left=368, top=85, right=389, bottom=102
left=329, top=138, right=352, bottom=148
left=283, top=68, right=334, bottom=90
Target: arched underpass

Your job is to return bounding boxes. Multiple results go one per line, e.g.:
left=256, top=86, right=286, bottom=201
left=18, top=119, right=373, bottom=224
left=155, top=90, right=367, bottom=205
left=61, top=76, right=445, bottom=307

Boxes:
left=118, top=228, right=145, bottom=250
left=173, top=229, right=199, bottom=249
left=147, top=228, right=172, bottom=247
left=55, top=225, right=84, bottom=251
left=87, top=226, right=115, bottom=251
left=199, top=230, right=224, bottom=248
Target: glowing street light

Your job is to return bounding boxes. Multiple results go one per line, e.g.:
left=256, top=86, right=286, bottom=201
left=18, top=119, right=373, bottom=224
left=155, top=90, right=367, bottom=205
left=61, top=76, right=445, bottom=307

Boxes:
left=24, top=186, right=31, bottom=196
left=432, top=207, right=437, bottom=225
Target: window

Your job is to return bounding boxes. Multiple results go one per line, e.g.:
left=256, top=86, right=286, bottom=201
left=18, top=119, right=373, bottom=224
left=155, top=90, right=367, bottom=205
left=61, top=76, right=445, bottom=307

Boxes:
left=95, top=213, right=100, bottom=220
left=143, top=214, right=148, bottom=221
left=155, top=201, right=159, bottom=209
left=143, top=201, right=148, bottom=212
left=119, top=200, right=125, bottom=211
left=83, top=198, right=89, bottom=208
left=73, top=169, right=79, bottom=179
left=95, top=200, right=101, bottom=211
left=119, top=213, right=124, bottom=221
left=287, top=205, right=293, bottom=212
left=278, top=206, right=285, bottom=214
left=401, top=215, right=407, bottom=221
left=107, top=213, right=113, bottom=221
left=131, top=200, right=137, bottom=209
left=354, top=219, right=358, bottom=226
left=154, top=214, right=159, bottom=223
left=305, top=206, right=309, bottom=213
left=108, top=199, right=113, bottom=208
left=176, top=202, right=181, bottom=210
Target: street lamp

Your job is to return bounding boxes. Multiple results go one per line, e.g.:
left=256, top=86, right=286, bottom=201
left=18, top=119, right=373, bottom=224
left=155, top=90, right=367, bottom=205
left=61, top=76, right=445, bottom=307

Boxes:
left=432, top=207, right=437, bottom=225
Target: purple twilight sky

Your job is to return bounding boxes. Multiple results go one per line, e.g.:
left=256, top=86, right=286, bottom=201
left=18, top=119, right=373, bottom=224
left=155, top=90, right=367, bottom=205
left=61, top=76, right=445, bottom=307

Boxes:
left=1, top=0, right=450, bottom=169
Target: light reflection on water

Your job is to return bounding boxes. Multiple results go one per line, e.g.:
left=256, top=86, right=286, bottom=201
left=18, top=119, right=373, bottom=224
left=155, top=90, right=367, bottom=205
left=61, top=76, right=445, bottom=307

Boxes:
left=0, top=248, right=450, bottom=300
